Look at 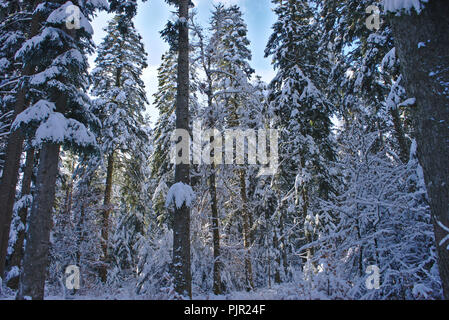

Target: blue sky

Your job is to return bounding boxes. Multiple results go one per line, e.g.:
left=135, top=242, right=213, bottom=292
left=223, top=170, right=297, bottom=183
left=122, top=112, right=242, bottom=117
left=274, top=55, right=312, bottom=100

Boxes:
left=90, top=0, right=277, bottom=123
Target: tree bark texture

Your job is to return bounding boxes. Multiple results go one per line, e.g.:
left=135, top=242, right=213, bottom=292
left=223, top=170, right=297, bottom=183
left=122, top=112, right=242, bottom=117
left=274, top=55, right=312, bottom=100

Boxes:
left=389, top=0, right=449, bottom=299
left=0, top=0, right=42, bottom=278
left=173, top=0, right=192, bottom=299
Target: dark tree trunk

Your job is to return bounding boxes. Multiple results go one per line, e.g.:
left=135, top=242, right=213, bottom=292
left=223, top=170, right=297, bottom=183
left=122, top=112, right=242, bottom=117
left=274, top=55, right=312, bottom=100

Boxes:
left=239, top=169, right=254, bottom=291
left=279, top=211, right=288, bottom=279
left=388, top=0, right=449, bottom=299
left=99, top=58, right=122, bottom=283
left=207, top=105, right=222, bottom=294
left=273, top=228, right=281, bottom=284
left=7, top=148, right=35, bottom=289
left=76, top=200, right=86, bottom=266
left=390, top=107, right=410, bottom=163
left=0, top=1, right=42, bottom=278
left=17, top=83, right=68, bottom=299
left=63, top=159, right=75, bottom=216
left=100, top=151, right=114, bottom=283
left=0, top=129, right=24, bottom=279
left=15, top=6, right=80, bottom=300
left=17, top=143, right=60, bottom=300
left=173, top=0, right=192, bottom=298
left=272, top=191, right=283, bottom=284
left=210, top=162, right=222, bottom=295
left=204, top=64, right=222, bottom=295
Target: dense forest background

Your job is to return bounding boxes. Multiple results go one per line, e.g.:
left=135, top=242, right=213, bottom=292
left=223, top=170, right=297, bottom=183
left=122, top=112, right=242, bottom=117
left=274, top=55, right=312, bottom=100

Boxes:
left=0, top=0, right=448, bottom=300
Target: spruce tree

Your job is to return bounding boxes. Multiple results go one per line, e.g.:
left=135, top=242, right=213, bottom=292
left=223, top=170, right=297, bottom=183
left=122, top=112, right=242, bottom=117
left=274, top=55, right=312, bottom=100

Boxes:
left=12, top=0, right=106, bottom=299
left=90, top=14, right=150, bottom=283
left=265, top=0, right=336, bottom=279
left=0, top=0, right=41, bottom=279
left=213, top=4, right=256, bottom=291
left=151, top=51, right=178, bottom=224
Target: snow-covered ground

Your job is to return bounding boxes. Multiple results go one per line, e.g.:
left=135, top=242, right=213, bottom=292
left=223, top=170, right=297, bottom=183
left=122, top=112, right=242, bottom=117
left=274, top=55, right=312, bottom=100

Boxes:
left=0, top=282, right=331, bottom=300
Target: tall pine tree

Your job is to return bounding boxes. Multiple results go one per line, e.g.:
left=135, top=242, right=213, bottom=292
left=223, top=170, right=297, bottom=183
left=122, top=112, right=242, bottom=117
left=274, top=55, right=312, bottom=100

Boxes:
left=90, top=13, right=150, bottom=283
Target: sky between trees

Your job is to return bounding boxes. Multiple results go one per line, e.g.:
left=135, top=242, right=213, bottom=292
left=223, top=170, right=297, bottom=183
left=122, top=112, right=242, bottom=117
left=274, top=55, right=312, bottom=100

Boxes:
left=89, top=0, right=277, bottom=124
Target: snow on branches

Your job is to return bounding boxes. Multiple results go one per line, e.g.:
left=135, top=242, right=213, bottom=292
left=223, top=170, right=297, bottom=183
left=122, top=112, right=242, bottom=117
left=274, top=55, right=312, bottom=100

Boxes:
left=384, top=0, right=429, bottom=14
left=165, top=182, right=195, bottom=209
left=12, top=100, right=96, bottom=148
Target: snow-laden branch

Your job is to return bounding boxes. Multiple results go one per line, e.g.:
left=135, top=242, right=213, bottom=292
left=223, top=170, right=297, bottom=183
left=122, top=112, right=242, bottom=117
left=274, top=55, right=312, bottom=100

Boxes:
left=384, top=0, right=428, bottom=15
left=165, top=182, right=195, bottom=209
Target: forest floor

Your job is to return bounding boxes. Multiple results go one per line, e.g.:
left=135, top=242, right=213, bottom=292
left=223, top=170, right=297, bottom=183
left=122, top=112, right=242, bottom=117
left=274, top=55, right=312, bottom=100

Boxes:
left=0, top=282, right=331, bottom=300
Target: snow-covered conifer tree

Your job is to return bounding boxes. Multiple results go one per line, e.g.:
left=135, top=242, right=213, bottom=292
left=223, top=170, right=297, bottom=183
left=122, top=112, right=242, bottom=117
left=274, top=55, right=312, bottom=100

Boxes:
left=12, top=0, right=108, bottom=300
left=265, top=0, right=336, bottom=281
left=90, top=13, right=150, bottom=283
